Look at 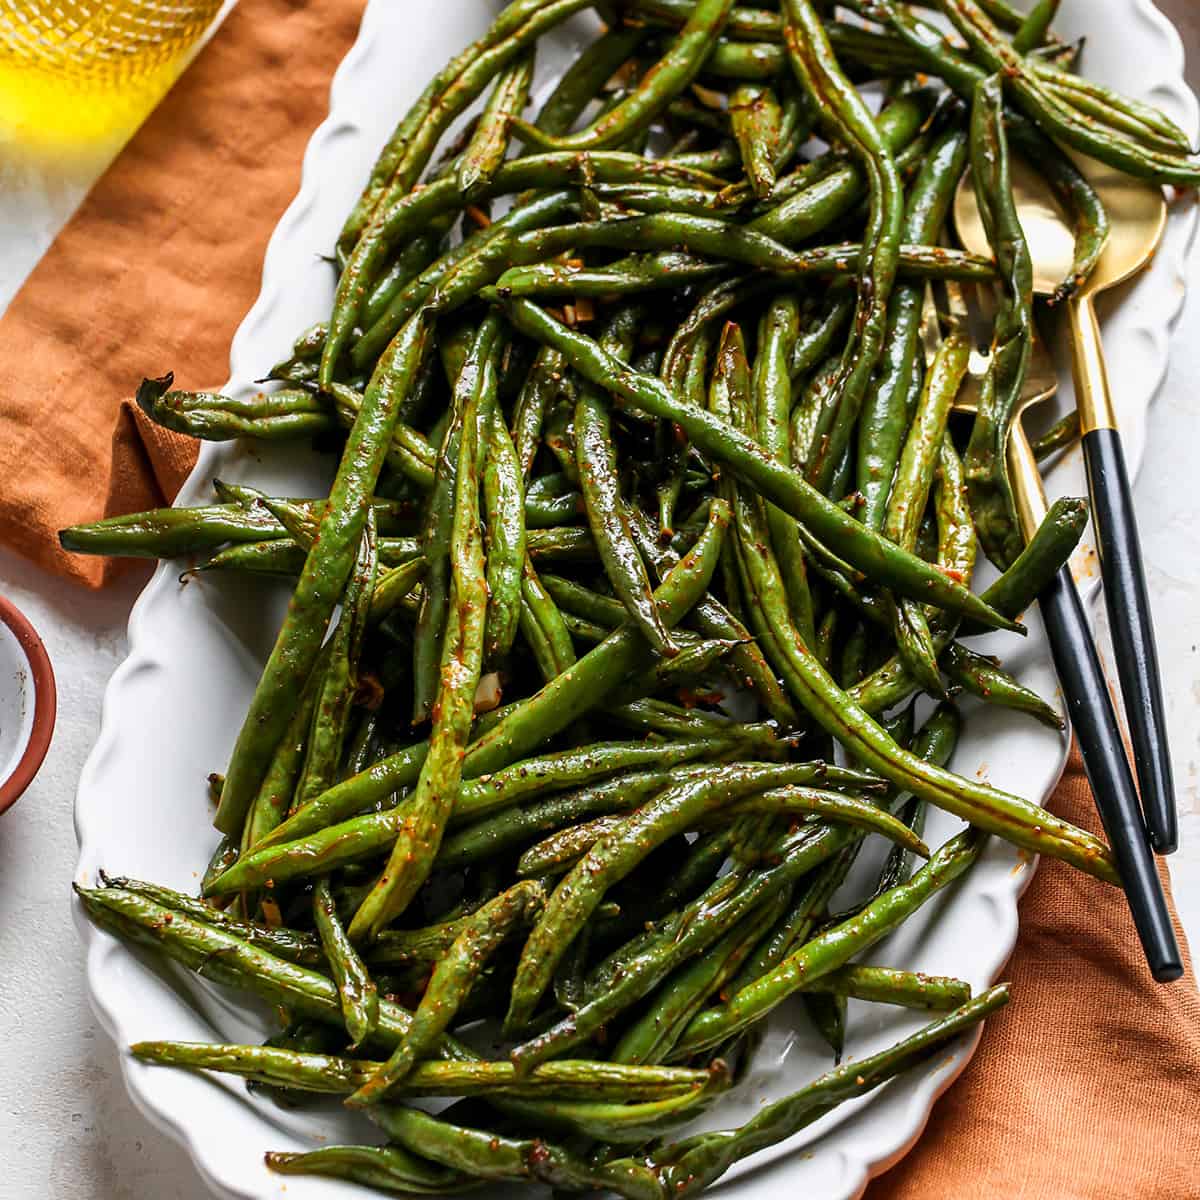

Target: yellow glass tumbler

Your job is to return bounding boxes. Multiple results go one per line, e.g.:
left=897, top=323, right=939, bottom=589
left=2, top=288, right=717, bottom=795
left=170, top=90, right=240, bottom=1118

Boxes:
left=0, top=1, right=225, bottom=145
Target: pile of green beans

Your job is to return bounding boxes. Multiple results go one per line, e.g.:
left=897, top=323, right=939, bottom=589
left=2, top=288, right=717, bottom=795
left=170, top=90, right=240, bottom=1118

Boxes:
left=68, top=0, right=1183, bottom=1191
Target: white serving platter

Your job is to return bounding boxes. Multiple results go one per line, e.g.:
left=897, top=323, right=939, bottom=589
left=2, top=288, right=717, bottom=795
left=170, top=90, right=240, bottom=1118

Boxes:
left=74, top=2, right=1198, bottom=1197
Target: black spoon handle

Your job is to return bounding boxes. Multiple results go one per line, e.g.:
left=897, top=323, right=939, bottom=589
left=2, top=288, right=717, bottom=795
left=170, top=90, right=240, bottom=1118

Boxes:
left=1081, top=426, right=1177, bottom=854
left=1038, top=564, right=1181, bottom=982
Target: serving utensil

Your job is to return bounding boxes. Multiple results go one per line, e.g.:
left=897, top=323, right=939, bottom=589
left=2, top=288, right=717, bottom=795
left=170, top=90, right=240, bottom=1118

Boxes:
left=954, top=157, right=1177, bottom=855
left=939, top=281, right=1180, bottom=982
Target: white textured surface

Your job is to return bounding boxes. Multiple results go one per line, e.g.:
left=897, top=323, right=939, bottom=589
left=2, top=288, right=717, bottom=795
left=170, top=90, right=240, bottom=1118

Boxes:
left=0, top=5, right=1195, bottom=1200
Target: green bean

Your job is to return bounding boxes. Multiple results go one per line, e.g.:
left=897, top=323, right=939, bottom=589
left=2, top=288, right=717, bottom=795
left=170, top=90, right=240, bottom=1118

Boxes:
left=60, top=503, right=283, bottom=560
left=350, top=881, right=545, bottom=1104
left=736, top=783, right=929, bottom=847
left=133, top=1040, right=710, bottom=1100
left=333, top=156, right=723, bottom=386
left=778, top=0, right=904, bottom=495
left=1032, top=409, right=1081, bottom=461
left=519, top=589, right=563, bottom=682
left=367, top=1104, right=663, bottom=1199
left=135, top=374, right=333, bottom=443
left=194, top=534, right=419, bottom=577
left=313, top=877, right=378, bottom=1047
left=721, top=414, right=1115, bottom=879
left=76, top=884, right=483, bottom=1058
left=460, top=739, right=729, bottom=825
left=441, top=769, right=675, bottom=869
left=865, top=703, right=958, bottom=905
left=934, top=435, right=977, bottom=588
left=1010, top=121, right=1112, bottom=304
left=496, top=1064, right=730, bottom=1143
left=265, top=1144, right=474, bottom=1194
left=838, top=620, right=869, bottom=689
left=578, top=384, right=676, bottom=652
left=369, top=913, right=488, bottom=967
left=540, top=573, right=624, bottom=628
left=857, top=125, right=969, bottom=530
left=513, top=0, right=734, bottom=152
left=629, top=0, right=937, bottom=81
left=324, top=382, right=437, bottom=489
left=353, top=190, right=575, bottom=373
left=453, top=757, right=868, bottom=875
left=337, top=0, right=594, bottom=258
left=210, top=501, right=730, bottom=878
left=465, top=498, right=729, bottom=769
left=368, top=556, right=427, bottom=626
left=200, top=835, right=238, bottom=897
left=662, top=274, right=767, bottom=387
left=535, top=27, right=648, bottom=135
left=803, top=988, right=846, bottom=1061
left=729, top=83, right=782, bottom=199
left=97, top=874, right=323, bottom=965
left=787, top=294, right=851, bottom=387
left=482, top=409, right=527, bottom=664
left=519, top=554, right=577, bottom=680
left=493, top=241, right=993, bottom=303
left=213, top=312, right=431, bottom=838
left=942, top=642, right=1065, bottom=729
left=542, top=399, right=580, bottom=485
left=726, top=842, right=855, bottom=993
left=675, top=830, right=983, bottom=1055
left=561, top=611, right=608, bottom=642
left=962, top=74, right=1034, bottom=570
left=576, top=319, right=678, bottom=656
left=360, top=222, right=454, bottom=335
left=1033, top=60, right=1193, bottom=156
left=632, top=985, right=1011, bottom=1196
left=610, top=634, right=744, bottom=706
left=512, top=349, right=566, bottom=482
left=850, top=493, right=1087, bottom=712
left=754, top=297, right=817, bottom=647
left=684, top=594, right=802, bottom=728
left=939, top=0, right=1200, bottom=186
left=512, top=823, right=856, bottom=1068
left=295, top=514, right=377, bottom=809
left=246, top=742, right=710, bottom=885
left=962, top=496, right=1090, bottom=636
left=505, top=762, right=860, bottom=1033
left=495, top=298, right=1019, bottom=633
left=214, top=483, right=419, bottom=532
left=518, top=813, right=626, bottom=877
left=525, top=524, right=596, bottom=561
left=241, top=668, right=319, bottom=850
left=883, top=331, right=970, bottom=696
left=457, top=49, right=534, bottom=200
left=347, top=324, right=494, bottom=942
left=613, top=889, right=788, bottom=1065
left=412, top=337, right=474, bottom=725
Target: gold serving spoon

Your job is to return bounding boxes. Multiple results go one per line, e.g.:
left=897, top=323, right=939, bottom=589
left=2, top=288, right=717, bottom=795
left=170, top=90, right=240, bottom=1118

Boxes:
left=937, top=280, right=1180, bottom=982
left=954, top=157, right=1177, bottom=856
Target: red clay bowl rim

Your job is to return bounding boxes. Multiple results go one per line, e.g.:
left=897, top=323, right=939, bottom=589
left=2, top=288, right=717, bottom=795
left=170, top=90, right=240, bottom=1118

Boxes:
left=0, top=593, right=56, bottom=815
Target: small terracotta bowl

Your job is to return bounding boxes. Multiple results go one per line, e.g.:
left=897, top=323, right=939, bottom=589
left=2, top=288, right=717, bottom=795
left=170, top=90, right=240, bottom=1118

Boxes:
left=0, top=594, right=56, bottom=814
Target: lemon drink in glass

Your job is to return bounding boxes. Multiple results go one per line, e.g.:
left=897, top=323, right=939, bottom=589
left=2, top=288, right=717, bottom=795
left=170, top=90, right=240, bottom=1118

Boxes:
left=0, top=1, right=225, bottom=146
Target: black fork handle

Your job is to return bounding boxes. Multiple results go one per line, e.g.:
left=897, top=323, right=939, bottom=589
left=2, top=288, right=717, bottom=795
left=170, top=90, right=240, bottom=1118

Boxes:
left=1082, top=426, right=1177, bottom=854
left=1038, top=563, right=1181, bottom=982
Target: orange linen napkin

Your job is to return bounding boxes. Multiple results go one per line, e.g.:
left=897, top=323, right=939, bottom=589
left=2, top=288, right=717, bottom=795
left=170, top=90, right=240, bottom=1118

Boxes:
left=866, top=746, right=1200, bottom=1200
left=0, top=0, right=365, bottom=587
left=3, top=2, right=1199, bottom=1194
